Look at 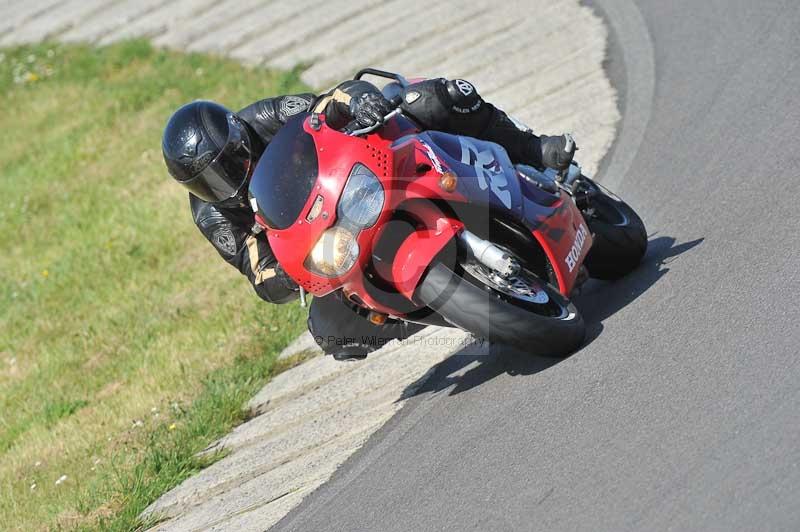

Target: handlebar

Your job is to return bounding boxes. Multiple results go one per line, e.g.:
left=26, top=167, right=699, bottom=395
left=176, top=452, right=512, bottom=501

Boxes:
left=353, top=68, right=410, bottom=88
left=347, top=108, right=403, bottom=136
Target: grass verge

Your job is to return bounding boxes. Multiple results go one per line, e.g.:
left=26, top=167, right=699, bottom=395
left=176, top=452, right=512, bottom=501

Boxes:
left=0, top=41, right=308, bottom=530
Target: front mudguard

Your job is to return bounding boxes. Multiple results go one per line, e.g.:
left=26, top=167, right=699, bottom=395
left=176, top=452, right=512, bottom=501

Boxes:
left=391, top=217, right=463, bottom=301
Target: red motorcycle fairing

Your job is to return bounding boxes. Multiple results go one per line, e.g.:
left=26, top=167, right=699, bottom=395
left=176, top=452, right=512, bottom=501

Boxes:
left=254, top=112, right=591, bottom=319
left=262, top=115, right=464, bottom=316
left=264, top=117, right=397, bottom=298
left=390, top=206, right=463, bottom=300
left=529, top=193, right=592, bottom=294
left=395, top=130, right=593, bottom=295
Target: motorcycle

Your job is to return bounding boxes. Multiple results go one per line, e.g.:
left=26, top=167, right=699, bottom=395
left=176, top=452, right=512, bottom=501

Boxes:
left=249, top=69, right=647, bottom=357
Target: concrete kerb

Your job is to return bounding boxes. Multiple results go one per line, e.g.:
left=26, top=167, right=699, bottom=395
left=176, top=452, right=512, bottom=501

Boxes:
left=0, top=1, right=621, bottom=529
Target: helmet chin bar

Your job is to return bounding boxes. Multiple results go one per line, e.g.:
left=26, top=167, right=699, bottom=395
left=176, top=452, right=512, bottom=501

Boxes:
left=213, top=169, right=254, bottom=208
left=213, top=188, right=249, bottom=208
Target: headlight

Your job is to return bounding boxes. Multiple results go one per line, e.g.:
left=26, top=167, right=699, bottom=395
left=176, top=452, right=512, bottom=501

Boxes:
left=305, top=226, right=360, bottom=277
left=304, top=164, right=383, bottom=278
left=337, top=164, right=384, bottom=229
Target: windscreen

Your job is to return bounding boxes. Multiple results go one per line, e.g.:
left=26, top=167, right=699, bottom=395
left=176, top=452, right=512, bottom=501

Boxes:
left=249, top=113, right=318, bottom=229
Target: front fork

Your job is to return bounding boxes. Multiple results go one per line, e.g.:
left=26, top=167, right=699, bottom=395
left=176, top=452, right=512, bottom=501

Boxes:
left=459, top=228, right=590, bottom=296
left=458, top=230, right=520, bottom=278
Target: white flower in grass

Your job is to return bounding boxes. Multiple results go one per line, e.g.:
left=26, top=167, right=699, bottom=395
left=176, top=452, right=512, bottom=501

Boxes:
left=55, top=475, right=67, bottom=486
left=26, top=54, right=35, bottom=64
left=30, top=482, right=37, bottom=491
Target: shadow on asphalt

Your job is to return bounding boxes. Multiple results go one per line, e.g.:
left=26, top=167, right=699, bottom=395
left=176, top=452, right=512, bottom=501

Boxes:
left=401, top=235, right=704, bottom=398
left=574, top=235, right=704, bottom=323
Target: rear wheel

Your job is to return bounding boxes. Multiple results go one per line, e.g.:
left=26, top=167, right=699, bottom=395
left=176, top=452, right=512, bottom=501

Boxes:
left=579, top=178, right=647, bottom=280
left=416, top=261, right=585, bottom=357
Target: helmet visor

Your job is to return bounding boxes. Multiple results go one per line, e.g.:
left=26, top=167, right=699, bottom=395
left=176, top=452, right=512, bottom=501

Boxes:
left=183, top=114, right=253, bottom=203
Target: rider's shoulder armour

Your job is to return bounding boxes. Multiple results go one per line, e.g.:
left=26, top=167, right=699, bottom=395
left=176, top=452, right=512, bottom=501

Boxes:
left=445, top=79, right=483, bottom=114
left=189, top=194, right=248, bottom=259
left=400, top=78, right=485, bottom=129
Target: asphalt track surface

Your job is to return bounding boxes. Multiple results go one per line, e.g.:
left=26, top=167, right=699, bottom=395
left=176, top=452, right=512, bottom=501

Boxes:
left=273, top=1, right=800, bottom=530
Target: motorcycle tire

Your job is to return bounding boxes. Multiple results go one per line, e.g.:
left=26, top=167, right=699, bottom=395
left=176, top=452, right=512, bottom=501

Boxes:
left=581, top=181, right=647, bottom=280
left=416, top=262, right=585, bottom=357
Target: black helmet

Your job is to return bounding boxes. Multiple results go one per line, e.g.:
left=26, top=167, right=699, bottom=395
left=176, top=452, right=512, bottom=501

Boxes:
left=162, top=100, right=254, bottom=206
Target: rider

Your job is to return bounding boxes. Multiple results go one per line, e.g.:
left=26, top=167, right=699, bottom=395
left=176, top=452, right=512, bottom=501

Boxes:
left=162, top=77, right=576, bottom=361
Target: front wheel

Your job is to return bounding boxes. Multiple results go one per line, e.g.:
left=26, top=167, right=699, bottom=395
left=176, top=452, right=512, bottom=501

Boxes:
left=416, top=262, right=585, bottom=357
left=579, top=178, right=647, bottom=280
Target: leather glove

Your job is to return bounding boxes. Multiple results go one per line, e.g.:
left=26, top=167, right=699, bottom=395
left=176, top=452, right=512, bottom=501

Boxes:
left=540, top=133, right=577, bottom=171
left=349, top=92, right=393, bottom=128
left=275, top=263, right=299, bottom=292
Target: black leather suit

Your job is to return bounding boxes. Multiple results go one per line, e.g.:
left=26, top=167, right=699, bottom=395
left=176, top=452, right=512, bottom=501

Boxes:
left=190, top=78, right=560, bottom=358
